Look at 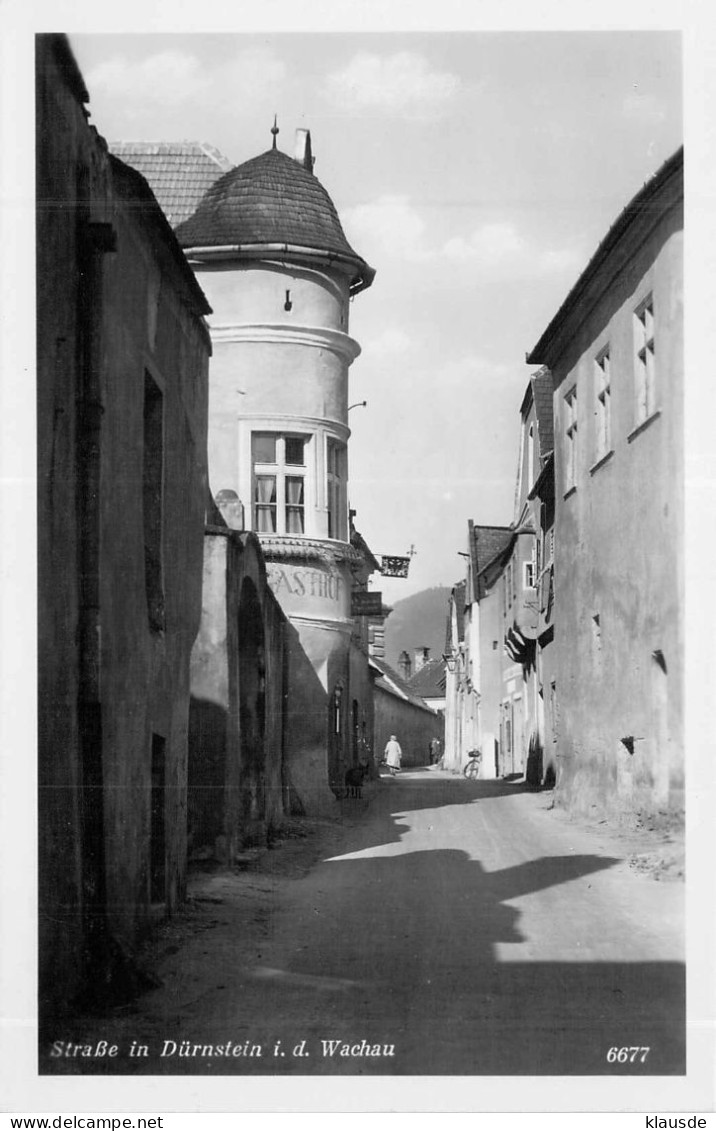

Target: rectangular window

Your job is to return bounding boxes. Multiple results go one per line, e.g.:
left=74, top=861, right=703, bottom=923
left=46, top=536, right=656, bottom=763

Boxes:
left=285, top=436, right=305, bottom=466
left=143, top=371, right=164, bottom=632
left=254, top=474, right=277, bottom=532
left=285, top=475, right=305, bottom=534
left=594, top=348, right=611, bottom=458
left=326, top=438, right=347, bottom=540
left=634, top=295, right=655, bottom=424
left=252, top=433, right=307, bottom=535
left=564, top=386, right=578, bottom=490
left=524, top=560, right=535, bottom=589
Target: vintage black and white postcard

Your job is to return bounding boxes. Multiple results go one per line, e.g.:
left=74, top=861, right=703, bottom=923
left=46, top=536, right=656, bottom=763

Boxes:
left=1, top=0, right=715, bottom=1119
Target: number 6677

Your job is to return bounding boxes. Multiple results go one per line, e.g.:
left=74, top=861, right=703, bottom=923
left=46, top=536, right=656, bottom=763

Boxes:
left=607, top=1046, right=650, bottom=1063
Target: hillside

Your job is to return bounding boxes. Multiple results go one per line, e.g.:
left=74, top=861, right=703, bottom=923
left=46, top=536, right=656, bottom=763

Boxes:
left=383, top=586, right=452, bottom=672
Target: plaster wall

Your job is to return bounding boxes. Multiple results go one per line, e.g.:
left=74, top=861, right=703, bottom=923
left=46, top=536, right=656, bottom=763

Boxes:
left=198, top=260, right=351, bottom=333
left=98, top=172, right=209, bottom=946
left=37, top=37, right=210, bottom=1015
left=374, top=692, right=443, bottom=769
left=37, top=39, right=89, bottom=1017
left=477, top=589, right=505, bottom=778
left=192, top=260, right=357, bottom=508
left=184, top=239, right=371, bottom=816
left=551, top=203, right=683, bottom=820
left=189, top=532, right=287, bottom=858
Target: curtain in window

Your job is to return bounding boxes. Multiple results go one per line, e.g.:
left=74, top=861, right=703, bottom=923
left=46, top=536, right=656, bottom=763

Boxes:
left=255, top=476, right=276, bottom=532
left=286, top=477, right=304, bottom=534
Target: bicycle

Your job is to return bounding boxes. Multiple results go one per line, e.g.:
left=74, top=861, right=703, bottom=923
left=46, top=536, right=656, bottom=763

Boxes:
left=463, top=749, right=482, bottom=779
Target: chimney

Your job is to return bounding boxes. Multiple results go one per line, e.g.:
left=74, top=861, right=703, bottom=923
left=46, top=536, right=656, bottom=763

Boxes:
left=414, top=646, right=430, bottom=674
left=294, top=129, right=314, bottom=172
left=398, top=651, right=412, bottom=681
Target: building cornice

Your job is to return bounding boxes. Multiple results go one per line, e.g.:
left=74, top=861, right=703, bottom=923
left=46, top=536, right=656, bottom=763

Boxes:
left=209, top=321, right=361, bottom=364
left=238, top=413, right=351, bottom=440
left=289, top=613, right=354, bottom=635
left=181, top=243, right=375, bottom=294
left=259, top=534, right=362, bottom=565
left=527, top=147, right=683, bottom=370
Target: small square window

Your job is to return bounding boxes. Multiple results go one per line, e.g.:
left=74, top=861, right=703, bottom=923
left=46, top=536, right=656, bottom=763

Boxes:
left=634, top=296, right=655, bottom=424
left=594, top=348, right=611, bottom=459
left=564, top=386, right=578, bottom=490
left=252, top=433, right=276, bottom=464
left=285, top=436, right=305, bottom=466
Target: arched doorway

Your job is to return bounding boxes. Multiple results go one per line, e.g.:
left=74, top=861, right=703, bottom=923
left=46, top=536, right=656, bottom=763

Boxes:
left=238, top=577, right=266, bottom=843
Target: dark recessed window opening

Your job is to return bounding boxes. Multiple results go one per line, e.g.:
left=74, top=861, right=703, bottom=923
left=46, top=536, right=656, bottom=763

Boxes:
left=143, top=371, right=164, bottom=632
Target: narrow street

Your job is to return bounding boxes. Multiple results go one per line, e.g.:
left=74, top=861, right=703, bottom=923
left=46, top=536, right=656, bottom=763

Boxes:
left=46, top=771, right=684, bottom=1077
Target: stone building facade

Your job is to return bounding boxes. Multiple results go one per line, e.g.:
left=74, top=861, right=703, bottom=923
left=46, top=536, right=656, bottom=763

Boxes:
left=188, top=530, right=288, bottom=860
left=371, top=659, right=444, bottom=770
left=528, top=147, right=684, bottom=821
left=37, top=35, right=211, bottom=1017
left=172, top=127, right=378, bottom=812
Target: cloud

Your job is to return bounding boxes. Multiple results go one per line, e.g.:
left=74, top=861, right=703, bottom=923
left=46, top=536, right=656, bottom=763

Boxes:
left=324, top=52, right=460, bottom=117
left=622, top=90, right=667, bottom=126
left=364, top=328, right=414, bottom=357
left=443, top=222, right=527, bottom=265
left=87, top=50, right=206, bottom=105
left=341, top=194, right=431, bottom=262
left=86, top=47, right=286, bottom=112
left=344, top=198, right=582, bottom=281
left=436, top=354, right=512, bottom=390
left=443, top=221, right=582, bottom=277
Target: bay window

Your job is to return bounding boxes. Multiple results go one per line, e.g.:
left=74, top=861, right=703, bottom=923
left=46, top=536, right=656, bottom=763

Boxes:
left=326, top=438, right=347, bottom=540
left=252, top=432, right=306, bottom=534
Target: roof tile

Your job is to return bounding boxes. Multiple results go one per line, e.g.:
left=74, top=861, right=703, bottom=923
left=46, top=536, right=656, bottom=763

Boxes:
left=110, top=141, right=233, bottom=227
left=174, top=147, right=373, bottom=289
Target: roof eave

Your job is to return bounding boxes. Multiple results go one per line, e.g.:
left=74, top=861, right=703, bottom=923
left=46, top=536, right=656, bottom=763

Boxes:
left=180, top=241, right=375, bottom=292
left=527, top=146, right=683, bottom=368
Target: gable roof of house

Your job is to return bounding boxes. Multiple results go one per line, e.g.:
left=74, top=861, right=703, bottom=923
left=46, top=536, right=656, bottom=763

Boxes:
left=531, top=367, right=555, bottom=458
left=407, top=658, right=446, bottom=699
left=370, top=657, right=436, bottom=713
left=110, top=141, right=234, bottom=227
left=528, top=146, right=683, bottom=368
left=468, top=523, right=514, bottom=600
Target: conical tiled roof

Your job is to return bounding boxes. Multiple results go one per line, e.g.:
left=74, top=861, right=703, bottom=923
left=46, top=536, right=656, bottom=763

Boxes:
left=175, top=147, right=374, bottom=292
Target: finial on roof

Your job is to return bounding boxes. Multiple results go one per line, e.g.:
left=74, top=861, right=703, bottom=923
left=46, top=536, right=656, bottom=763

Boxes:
left=271, top=115, right=279, bottom=149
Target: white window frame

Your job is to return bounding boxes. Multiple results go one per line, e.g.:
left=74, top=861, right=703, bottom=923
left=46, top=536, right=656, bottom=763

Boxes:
left=634, top=294, right=655, bottom=425
left=564, top=386, right=578, bottom=490
left=326, top=436, right=348, bottom=541
left=594, top=347, right=611, bottom=459
left=527, top=425, right=535, bottom=493
left=252, top=432, right=308, bottom=535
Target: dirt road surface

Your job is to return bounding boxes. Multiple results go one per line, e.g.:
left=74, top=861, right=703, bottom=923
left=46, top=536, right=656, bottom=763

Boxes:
left=43, top=770, right=684, bottom=1076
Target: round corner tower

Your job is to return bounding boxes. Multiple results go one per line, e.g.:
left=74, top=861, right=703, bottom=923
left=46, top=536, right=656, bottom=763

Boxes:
left=176, top=125, right=375, bottom=807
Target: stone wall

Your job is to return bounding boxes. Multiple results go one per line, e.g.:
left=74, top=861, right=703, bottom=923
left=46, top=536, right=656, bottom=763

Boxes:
left=37, top=35, right=210, bottom=1017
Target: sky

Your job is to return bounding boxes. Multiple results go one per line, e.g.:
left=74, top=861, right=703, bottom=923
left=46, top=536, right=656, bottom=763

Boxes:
left=65, top=31, right=683, bottom=602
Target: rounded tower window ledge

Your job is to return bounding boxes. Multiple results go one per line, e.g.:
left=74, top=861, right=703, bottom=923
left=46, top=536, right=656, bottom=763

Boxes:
left=209, top=322, right=361, bottom=363
left=258, top=534, right=362, bottom=565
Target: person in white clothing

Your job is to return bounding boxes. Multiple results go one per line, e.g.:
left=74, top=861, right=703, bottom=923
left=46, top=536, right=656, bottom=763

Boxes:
left=384, top=735, right=402, bottom=776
